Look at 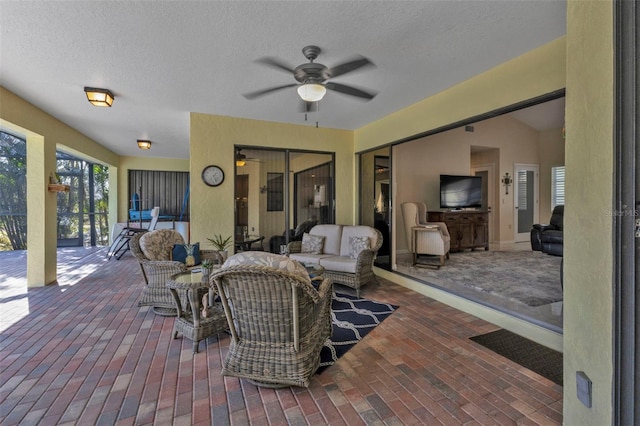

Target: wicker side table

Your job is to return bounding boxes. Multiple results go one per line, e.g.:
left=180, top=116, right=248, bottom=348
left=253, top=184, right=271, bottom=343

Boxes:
left=167, top=269, right=228, bottom=353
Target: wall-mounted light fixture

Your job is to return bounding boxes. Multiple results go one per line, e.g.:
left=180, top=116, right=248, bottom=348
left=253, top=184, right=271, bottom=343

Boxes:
left=137, top=140, right=152, bottom=150
left=259, top=185, right=268, bottom=194
left=501, top=172, right=513, bottom=194
left=84, top=87, right=114, bottom=107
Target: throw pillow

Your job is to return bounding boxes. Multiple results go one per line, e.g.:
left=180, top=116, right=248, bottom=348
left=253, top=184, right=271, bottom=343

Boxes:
left=301, top=233, right=325, bottom=254
left=349, top=236, right=370, bottom=259
left=222, top=252, right=310, bottom=281
left=172, top=243, right=201, bottom=266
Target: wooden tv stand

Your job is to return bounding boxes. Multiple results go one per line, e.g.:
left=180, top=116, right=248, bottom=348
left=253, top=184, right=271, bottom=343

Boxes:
left=427, top=210, right=489, bottom=252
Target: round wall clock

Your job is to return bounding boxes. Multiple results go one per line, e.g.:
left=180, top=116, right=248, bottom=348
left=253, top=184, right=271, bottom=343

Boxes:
left=201, top=165, right=224, bottom=187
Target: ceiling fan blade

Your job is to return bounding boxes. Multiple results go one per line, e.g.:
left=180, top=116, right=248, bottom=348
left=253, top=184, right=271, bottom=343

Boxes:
left=243, top=83, right=298, bottom=100
left=325, top=82, right=377, bottom=100
left=328, top=56, right=374, bottom=78
left=255, top=57, right=296, bottom=74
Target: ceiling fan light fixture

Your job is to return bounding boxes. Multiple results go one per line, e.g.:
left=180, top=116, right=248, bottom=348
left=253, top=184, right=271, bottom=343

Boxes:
left=236, top=151, right=246, bottom=167
left=84, top=87, right=114, bottom=107
left=297, top=83, right=326, bottom=102
left=137, top=140, right=152, bottom=150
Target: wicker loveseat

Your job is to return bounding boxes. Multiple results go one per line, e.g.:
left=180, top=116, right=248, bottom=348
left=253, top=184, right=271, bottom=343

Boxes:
left=288, top=224, right=382, bottom=296
left=130, top=229, right=224, bottom=315
left=211, top=252, right=333, bottom=388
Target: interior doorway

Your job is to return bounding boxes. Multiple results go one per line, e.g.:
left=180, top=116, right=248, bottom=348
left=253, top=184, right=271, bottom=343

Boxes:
left=471, top=163, right=495, bottom=244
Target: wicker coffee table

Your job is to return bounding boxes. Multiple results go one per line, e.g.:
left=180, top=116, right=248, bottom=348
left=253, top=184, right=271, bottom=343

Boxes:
left=167, top=269, right=228, bottom=353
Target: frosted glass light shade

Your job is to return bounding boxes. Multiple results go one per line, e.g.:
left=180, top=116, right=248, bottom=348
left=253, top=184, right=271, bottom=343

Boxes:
left=84, top=87, right=114, bottom=107
left=297, top=84, right=326, bottom=102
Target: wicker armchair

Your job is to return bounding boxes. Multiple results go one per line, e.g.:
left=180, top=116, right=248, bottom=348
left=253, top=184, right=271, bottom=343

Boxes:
left=211, top=252, right=333, bottom=388
left=130, top=229, right=224, bottom=316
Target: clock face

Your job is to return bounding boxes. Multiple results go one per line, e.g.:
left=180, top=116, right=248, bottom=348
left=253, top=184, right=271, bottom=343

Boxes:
left=202, top=165, right=224, bottom=187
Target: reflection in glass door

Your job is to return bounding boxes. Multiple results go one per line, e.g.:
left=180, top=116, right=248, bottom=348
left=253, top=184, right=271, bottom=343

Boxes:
left=513, top=164, right=539, bottom=242
left=358, top=148, right=391, bottom=270
left=234, top=147, right=334, bottom=254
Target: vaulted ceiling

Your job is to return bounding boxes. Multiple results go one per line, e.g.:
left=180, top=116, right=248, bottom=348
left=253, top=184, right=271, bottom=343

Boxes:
left=0, top=1, right=566, bottom=159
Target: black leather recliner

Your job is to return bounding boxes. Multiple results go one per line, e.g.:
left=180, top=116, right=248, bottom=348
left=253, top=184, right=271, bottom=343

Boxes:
left=531, top=205, right=564, bottom=256
left=268, top=218, right=318, bottom=253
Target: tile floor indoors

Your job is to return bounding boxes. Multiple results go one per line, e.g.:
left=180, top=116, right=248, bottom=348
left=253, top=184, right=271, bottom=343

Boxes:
left=0, top=247, right=562, bottom=425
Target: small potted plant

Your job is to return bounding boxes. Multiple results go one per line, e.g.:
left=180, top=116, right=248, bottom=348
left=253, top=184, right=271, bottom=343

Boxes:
left=207, top=234, right=233, bottom=261
left=201, top=259, right=214, bottom=282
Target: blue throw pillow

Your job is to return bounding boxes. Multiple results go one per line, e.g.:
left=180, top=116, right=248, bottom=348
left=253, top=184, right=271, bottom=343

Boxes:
left=172, top=243, right=201, bottom=266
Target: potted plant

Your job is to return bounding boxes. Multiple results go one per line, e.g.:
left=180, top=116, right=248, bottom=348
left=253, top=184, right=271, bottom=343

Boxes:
left=201, top=259, right=214, bottom=282
left=207, top=234, right=233, bottom=261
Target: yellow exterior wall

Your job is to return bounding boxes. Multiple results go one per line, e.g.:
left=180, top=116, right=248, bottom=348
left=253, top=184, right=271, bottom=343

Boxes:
left=354, top=37, right=566, bottom=152
left=0, top=86, right=119, bottom=287
left=0, top=87, right=119, bottom=166
left=564, top=0, right=614, bottom=423
left=116, top=156, right=189, bottom=223
left=189, top=114, right=353, bottom=249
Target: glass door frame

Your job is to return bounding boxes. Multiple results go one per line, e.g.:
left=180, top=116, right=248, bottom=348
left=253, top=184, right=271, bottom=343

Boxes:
left=234, top=145, right=335, bottom=253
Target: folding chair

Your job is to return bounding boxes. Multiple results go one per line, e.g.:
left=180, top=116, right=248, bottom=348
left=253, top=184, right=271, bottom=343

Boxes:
left=107, top=207, right=160, bottom=260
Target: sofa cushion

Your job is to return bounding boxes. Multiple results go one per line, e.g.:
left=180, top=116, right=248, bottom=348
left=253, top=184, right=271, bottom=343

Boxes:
left=339, top=226, right=378, bottom=257
left=349, top=236, right=370, bottom=259
left=301, top=233, right=325, bottom=254
left=308, top=224, right=343, bottom=255
left=139, top=229, right=185, bottom=261
left=319, top=256, right=357, bottom=274
left=223, top=251, right=309, bottom=281
left=289, top=253, right=334, bottom=265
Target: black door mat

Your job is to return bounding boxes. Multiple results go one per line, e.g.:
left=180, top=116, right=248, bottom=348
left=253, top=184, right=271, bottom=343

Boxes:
left=470, top=329, right=563, bottom=386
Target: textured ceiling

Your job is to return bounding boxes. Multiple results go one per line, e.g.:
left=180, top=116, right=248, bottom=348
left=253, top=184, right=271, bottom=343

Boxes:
left=0, top=1, right=566, bottom=159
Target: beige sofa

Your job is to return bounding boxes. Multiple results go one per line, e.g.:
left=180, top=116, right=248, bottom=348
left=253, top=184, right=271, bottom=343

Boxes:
left=288, top=224, right=382, bottom=296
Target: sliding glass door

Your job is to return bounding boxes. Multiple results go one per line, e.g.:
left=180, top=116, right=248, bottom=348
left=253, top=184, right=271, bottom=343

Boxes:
left=358, top=147, right=391, bottom=270
left=234, top=146, right=334, bottom=253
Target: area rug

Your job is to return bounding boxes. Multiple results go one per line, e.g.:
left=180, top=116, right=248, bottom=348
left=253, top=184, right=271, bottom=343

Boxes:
left=470, top=329, right=563, bottom=386
left=317, top=292, right=398, bottom=373
left=397, top=250, right=563, bottom=307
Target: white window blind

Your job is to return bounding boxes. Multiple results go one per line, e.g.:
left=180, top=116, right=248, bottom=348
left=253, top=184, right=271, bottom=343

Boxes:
left=551, top=166, right=565, bottom=209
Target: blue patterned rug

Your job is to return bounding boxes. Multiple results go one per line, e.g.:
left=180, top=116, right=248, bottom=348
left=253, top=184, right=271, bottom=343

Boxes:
left=317, top=292, right=398, bottom=373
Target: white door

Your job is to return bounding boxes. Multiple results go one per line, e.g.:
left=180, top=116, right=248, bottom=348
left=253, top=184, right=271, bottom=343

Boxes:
left=513, top=164, right=539, bottom=242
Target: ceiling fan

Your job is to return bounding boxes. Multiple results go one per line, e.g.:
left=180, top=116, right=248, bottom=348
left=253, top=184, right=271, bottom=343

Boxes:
left=243, top=45, right=377, bottom=104
left=235, top=148, right=262, bottom=167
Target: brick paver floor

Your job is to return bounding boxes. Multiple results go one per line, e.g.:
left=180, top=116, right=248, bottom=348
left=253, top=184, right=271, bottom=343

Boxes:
left=0, top=248, right=562, bottom=425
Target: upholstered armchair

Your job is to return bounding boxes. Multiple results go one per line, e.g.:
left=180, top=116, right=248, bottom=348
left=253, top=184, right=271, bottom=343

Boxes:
left=401, top=202, right=451, bottom=267
left=531, top=205, right=564, bottom=256
left=130, top=229, right=224, bottom=315
left=210, top=252, right=333, bottom=388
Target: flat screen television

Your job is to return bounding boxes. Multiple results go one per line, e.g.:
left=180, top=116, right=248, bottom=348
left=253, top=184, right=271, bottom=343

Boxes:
left=439, top=175, right=482, bottom=209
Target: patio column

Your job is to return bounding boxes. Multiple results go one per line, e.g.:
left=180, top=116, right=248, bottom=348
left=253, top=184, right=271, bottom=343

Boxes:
left=26, top=132, right=57, bottom=287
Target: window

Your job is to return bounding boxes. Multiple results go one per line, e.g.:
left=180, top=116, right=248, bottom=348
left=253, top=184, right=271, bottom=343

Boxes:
left=551, top=166, right=565, bottom=209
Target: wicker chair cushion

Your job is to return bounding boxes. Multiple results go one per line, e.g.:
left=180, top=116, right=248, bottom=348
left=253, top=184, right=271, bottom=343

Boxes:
left=339, top=226, right=379, bottom=257
left=222, top=251, right=310, bottom=281
left=301, top=233, right=325, bottom=254
left=139, top=229, right=185, bottom=261
left=349, top=236, right=371, bottom=259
